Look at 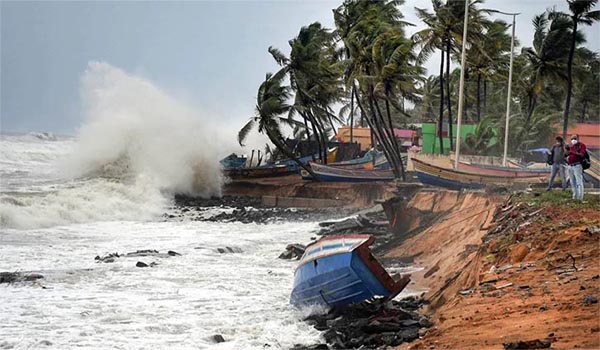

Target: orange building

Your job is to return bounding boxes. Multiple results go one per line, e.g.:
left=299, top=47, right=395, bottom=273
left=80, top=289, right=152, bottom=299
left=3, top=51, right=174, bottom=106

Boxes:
left=565, top=123, right=600, bottom=150
left=337, top=126, right=372, bottom=151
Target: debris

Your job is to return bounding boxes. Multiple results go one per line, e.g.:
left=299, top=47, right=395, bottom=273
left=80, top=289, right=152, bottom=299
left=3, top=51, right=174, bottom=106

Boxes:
left=167, top=250, right=181, bottom=256
left=503, top=339, right=551, bottom=349
left=212, top=334, right=226, bottom=343
left=216, top=247, right=243, bottom=254
left=459, top=289, right=474, bottom=296
left=136, top=261, right=148, bottom=268
left=584, top=226, right=600, bottom=235
left=497, top=282, right=514, bottom=290
left=583, top=295, right=598, bottom=305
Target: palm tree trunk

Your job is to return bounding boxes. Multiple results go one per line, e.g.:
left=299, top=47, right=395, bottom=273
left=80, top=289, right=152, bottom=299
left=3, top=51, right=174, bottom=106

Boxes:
left=302, top=116, right=315, bottom=161
left=353, top=82, right=399, bottom=178
left=350, top=85, right=355, bottom=143
left=373, top=98, right=402, bottom=174
left=445, top=37, right=454, bottom=151
left=438, top=48, right=445, bottom=155
left=385, top=98, right=406, bottom=181
left=266, top=130, right=317, bottom=179
left=483, top=79, right=487, bottom=117
left=476, top=72, right=482, bottom=122
left=562, top=20, right=578, bottom=139
left=581, top=101, right=587, bottom=122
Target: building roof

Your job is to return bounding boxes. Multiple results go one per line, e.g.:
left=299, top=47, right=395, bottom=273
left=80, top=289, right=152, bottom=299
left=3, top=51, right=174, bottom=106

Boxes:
left=565, top=123, right=600, bottom=149
left=393, top=129, right=416, bottom=138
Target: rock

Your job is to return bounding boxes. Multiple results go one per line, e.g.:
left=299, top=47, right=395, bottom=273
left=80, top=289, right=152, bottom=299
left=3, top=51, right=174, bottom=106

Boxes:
left=23, top=273, right=44, bottom=281
left=584, top=225, right=600, bottom=235
left=503, top=339, right=551, bottom=349
left=278, top=244, right=306, bottom=260
left=167, top=250, right=181, bottom=256
left=510, top=243, right=530, bottom=263
left=95, top=252, right=120, bottom=263
left=136, top=261, right=148, bottom=268
left=1, top=272, right=44, bottom=284
left=212, top=334, right=225, bottom=343
left=583, top=295, right=598, bottom=305
left=397, top=327, right=419, bottom=342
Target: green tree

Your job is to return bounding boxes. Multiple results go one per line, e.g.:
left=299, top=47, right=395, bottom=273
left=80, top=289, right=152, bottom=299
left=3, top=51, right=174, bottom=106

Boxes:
left=238, top=72, right=316, bottom=177
left=552, top=0, right=599, bottom=138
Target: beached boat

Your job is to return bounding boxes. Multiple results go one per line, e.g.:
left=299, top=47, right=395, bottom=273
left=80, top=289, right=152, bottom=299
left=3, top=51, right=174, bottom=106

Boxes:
left=290, top=234, right=410, bottom=308
left=412, top=158, right=546, bottom=190
left=457, top=161, right=550, bottom=178
left=302, top=163, right=395, bottom=182
left=224, top=164, right=293, bottom=178
left=220, top=154, right=247, bottom=168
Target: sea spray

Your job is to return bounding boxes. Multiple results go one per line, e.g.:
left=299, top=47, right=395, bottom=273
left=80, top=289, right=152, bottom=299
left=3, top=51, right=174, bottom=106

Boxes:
left=1, top=62, right=234, bottom=229
left=66, top=61, right=225, bottom=196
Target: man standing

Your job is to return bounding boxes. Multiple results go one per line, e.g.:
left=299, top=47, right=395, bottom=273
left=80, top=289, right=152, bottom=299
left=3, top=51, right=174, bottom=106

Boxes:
left=565, top=134, right=587, bottom=200
left=547, top=136, right=567, bottom=190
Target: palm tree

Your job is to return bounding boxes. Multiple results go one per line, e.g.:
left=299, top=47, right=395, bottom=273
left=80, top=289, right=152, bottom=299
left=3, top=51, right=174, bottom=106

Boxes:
left=334, top=0, right=414, bottom=180
left=520, top=12, right=573, bottom=124
left=269, top=22, right=344, bottom=164
left=552, top=0, right=599, bottom=138
left=238, top=71, right=316, bottom=177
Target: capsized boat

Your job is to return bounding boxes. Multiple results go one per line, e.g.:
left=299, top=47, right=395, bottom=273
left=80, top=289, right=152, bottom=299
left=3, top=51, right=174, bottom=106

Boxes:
left=290, top=234, right=410, bottom=308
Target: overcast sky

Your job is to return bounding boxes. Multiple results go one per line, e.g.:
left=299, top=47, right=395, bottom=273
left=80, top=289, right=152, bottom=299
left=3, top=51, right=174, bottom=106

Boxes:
left=2, top=0, right=598, bottom=135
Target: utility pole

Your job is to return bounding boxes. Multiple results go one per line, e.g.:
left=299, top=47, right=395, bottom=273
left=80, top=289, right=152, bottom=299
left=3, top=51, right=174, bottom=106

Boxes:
left=454, top=0, right=470, bottom=170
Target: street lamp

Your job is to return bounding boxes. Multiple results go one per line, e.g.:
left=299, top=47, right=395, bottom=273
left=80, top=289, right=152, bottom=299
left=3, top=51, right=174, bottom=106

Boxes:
left=495, top=11, right=520, bottom=167
left=453, top=0, right=470, bottom=170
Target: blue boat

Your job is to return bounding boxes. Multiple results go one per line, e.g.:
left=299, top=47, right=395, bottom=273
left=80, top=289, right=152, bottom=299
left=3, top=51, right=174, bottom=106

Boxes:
left=301, top=163, right=395, bottom=182
left=220, top=153, right=247, bottom=168
left=290, top=234, right=410, bottom=308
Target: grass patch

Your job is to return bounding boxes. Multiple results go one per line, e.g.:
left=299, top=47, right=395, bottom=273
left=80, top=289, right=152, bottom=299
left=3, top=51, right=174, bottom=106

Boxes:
left=515, top=190, right=600, bottom=210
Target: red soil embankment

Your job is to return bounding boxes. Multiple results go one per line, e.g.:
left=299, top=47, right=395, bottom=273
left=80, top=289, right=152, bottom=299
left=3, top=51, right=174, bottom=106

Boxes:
left=384, top=190, right=600, bottom=350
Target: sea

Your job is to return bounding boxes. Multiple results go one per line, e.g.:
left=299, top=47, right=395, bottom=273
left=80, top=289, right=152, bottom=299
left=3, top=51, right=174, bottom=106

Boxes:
left=0, top=63, right=323, bottom=350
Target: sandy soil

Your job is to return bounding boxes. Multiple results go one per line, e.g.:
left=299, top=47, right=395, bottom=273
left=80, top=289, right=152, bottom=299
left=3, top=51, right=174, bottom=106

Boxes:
left=402, top=196, right=600, bottom=350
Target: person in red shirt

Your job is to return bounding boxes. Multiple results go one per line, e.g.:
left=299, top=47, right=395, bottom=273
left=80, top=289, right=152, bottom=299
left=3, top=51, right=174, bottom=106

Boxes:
left=564, top=134, right=587, bottom=200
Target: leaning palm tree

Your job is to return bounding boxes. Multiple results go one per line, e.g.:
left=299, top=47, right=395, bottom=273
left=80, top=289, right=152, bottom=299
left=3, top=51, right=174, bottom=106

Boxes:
left=551, top=0, right=599, bottom=138
left=238, top=71, right=316, bottom=177
left=520, top=12, right=573, bottom=124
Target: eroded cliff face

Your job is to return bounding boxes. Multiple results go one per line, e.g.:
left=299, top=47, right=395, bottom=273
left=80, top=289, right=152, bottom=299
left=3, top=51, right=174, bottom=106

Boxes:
left=382, top=190, right=504, bottom=307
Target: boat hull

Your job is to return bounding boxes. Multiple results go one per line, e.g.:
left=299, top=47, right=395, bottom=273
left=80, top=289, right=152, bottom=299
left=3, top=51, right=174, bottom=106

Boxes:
left=303, top=163, right=395, bottom=182
left=412, top=158, right=546, bottom=190
left=290, top=235, right=409, bottom=308
left=458, top=161, right=550, bottom=177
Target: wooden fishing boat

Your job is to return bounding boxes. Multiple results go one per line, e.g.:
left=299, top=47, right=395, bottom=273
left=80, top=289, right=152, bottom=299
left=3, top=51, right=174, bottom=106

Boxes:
left=220, top=154, right=247, bottom=168
left=224, top=164, right=293, bottom=179
left=290, top=234, right=410, bottom=308
left=412, top=158, right=546, bottom=190
left=302, top=163, right=395, bottom=182
left=457, top=161, right=550, bottom=178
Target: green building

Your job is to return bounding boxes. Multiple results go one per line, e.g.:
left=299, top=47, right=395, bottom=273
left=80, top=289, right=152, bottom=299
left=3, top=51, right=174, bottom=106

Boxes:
left=421, top=123, right=498, bottom=155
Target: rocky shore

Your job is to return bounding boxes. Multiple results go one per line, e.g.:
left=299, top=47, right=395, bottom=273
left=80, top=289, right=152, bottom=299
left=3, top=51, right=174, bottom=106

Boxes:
left=171, top=194, right=357, bottom=223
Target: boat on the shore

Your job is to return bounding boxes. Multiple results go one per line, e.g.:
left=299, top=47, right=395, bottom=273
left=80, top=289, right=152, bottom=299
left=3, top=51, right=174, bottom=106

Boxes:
left=224, top=164, right=293, bottom=178
left=302, top=163, right=395, bottom=182
left=290, top=234, right=410, bottom=308
left=457, top=161, right=550, bottom=178
left=412, top=158, right=546, bottom=190
left=220, top=153, right=247, bottom=169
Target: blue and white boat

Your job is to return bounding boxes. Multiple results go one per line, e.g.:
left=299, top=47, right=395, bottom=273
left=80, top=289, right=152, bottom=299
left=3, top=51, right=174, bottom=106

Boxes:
left=290, top=234, right=410, bottom=308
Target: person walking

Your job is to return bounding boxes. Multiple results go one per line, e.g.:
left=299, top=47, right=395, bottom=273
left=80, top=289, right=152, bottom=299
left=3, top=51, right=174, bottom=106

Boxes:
left=547, top=136, right=567, bottom=190
left=565, top=134, right=587, bottom=200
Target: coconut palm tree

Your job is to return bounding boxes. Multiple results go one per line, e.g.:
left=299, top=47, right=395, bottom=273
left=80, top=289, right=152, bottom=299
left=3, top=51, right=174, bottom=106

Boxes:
left=268, top=22, right=344, bottom=164
left=238, top=71, right=316, bottom=177
left=551, top=0, right=599, bottom=138
left=520, top=12, right=574, bottom=124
